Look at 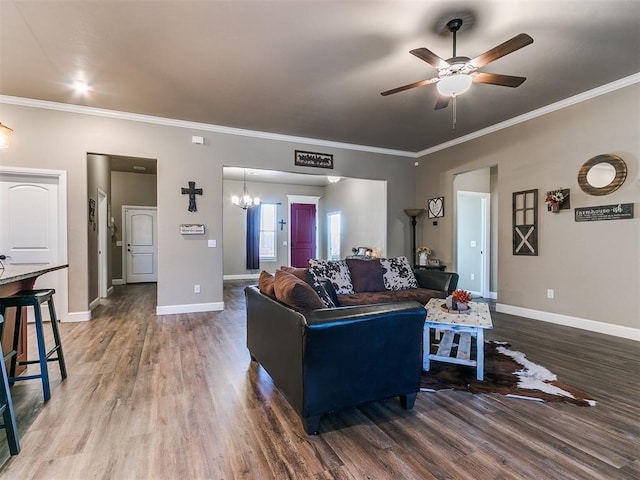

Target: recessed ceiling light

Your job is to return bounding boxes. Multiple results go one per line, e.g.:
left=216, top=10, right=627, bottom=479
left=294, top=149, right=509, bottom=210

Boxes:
left=73, top=80, right=90, bottom=95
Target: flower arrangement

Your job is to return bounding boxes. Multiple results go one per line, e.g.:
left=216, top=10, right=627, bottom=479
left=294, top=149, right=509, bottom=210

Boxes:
left=416, top=246, right=432, bottom=255
left=452, top=289, right=472, bottom=304
left=545, top=189, right=565, bottom=206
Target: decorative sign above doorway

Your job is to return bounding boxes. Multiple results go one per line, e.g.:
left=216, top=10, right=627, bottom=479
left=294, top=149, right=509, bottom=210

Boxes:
left=294, top=150, right=333, bottom=169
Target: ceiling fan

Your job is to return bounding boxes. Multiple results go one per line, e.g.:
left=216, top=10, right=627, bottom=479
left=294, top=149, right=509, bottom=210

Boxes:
left=381, top=18, right=533, bottom=110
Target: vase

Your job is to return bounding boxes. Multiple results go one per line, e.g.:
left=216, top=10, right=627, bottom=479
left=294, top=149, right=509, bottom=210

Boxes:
left=418, top=252, right=428, bottom=266
left=550, top=203, right=559, bottom=213
left=456, top=302, right=469, bottom=311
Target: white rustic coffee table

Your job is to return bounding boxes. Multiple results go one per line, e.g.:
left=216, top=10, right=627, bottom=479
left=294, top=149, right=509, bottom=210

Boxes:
left=423, top=298, right=493, bottom=380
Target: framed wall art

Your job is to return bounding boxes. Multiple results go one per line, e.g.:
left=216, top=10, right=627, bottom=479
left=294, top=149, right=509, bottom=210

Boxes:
left=427, top=197, right=444, bottom=218
left=512, top=189, right=538, bottom=256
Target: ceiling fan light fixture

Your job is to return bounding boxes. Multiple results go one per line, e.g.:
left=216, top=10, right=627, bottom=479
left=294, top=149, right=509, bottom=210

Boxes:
left=436, top=74, right=472, bottom=97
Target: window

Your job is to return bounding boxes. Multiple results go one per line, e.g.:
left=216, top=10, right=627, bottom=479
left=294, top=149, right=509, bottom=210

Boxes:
left=259, top=203, right=277, bottom=260
left=327, top=212, right=341, bottom=260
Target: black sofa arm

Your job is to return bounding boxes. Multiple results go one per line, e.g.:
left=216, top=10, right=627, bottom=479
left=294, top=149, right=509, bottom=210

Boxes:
left=413, top=269, right=459, bottom=295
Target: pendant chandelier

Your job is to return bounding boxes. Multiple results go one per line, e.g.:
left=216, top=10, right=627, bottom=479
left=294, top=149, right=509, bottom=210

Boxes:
left=231, top=169, right=260, bottom=210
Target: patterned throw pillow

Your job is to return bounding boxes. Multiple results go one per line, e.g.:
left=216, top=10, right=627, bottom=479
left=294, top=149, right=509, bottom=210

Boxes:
left=305, top=268, right=337, bottom=308
left=380, top=256, right=418, bottom=290
left=279, top=266, right=336, bottom=308
left=308, top=259, right=354, bottom=294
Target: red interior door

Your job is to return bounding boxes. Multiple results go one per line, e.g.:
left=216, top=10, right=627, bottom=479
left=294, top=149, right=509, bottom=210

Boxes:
left=291, top=203, right=316, bottom=267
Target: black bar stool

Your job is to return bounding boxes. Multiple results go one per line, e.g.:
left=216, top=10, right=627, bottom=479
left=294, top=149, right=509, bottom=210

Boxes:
left=0, top=289, right=67, bottom=402
left=0, top=315, right=20, bottom=455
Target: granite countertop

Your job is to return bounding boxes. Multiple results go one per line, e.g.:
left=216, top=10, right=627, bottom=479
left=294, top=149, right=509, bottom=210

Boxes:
left=0, top=264, right=69, bottom=286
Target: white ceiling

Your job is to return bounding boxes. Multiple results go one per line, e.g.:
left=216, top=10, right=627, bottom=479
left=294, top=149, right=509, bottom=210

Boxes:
left=1, top=1, right=639, bottom=153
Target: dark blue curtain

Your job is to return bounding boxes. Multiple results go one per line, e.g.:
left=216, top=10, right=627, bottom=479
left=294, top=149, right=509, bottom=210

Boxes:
left=246, top=205, right=261, bottom=270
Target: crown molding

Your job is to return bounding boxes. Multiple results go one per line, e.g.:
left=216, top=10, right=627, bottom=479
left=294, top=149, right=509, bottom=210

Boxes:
left=2, top=72, right=638, bottom=159
left=417, top=72, right=640, bottom=157
left=0, top=95, right=414, bottom=158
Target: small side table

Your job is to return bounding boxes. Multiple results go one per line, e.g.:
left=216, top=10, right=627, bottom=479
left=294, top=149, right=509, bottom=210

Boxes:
left=423, top=298, right=493, bottom=380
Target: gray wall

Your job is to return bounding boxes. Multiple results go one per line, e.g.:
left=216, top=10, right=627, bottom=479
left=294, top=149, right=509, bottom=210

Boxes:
left=416, top=84, right=639, bottom=330
left=322, top=177, right=387, bottom=258
left=0, top=102, right=415, bottom=314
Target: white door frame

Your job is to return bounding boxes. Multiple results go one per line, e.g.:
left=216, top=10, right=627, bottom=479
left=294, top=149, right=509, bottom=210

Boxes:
left=97, top=188, right=108, bottom=298
left=456, top=191, right=491, bottom=298
left=0, top=166, right=69, bottom=319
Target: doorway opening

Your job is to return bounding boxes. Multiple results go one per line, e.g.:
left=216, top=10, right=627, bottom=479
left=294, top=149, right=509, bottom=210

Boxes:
left=87, top=154, right=158, bottom=313
left=454, top=166, right=497, bottom=299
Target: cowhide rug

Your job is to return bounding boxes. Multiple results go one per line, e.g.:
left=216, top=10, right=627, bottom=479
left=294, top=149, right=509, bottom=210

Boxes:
left=421, top=340, right=596, bottom=406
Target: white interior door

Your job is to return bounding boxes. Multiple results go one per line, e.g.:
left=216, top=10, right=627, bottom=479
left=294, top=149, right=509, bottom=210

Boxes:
left=0, top=168, right=68, bottom=319
left=124, top=206, right=158, bottom=283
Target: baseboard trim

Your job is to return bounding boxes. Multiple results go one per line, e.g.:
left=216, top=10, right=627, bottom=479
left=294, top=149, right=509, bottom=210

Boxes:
left=488, top=291, right=498, bottom=300
left=107, top=286, right=114, bottom=297
left=496, top=303, right=640, bottom=341
left=65, top=311, right=92, bottom=322
left=223, top=274, right=260, bottom=280
left=156, top=302, right=224, bottom=316
left=89, top=297, right=101, bottom=311
left=112, top=279, right=125, bottom=286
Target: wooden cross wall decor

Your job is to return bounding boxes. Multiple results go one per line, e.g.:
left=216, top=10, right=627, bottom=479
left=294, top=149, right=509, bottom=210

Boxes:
left=512, top=189, right=538, bottom=256
left=181, top=181, right=203, bottom=212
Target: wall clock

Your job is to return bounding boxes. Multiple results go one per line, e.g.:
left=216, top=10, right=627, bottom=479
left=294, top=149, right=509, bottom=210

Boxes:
left=428, top=197, right=444, bottom=218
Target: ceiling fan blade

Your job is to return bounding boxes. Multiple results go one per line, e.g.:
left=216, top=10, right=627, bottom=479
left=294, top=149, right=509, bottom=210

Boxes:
left=469, top=33, right=533, bottom=68
left=434, top=96, right=450, bottom=110
left=473, top=72, right=527, bottom=88
left=380, top=77, right=439, bottom=96
left=410, top=48, right=450, bottom=69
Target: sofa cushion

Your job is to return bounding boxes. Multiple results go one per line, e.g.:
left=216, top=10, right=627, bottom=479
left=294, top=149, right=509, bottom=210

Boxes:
left=336, top=291, right=399, bottom=306
left=274, top=270, right=326, bottom=312
left=280, top=266, right=336, bottom=308
left=308, top=259, right=354, bottom=294
left=258, top=270, right=276, bottom=299
left=380, top=256, right=419, bottom=290
left=394, top=288, right=446, bottom=304
left=346, top=258, right=386, bottom=293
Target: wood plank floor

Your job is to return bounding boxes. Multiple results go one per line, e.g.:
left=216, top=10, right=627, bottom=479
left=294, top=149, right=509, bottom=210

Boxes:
left=0, top=281, right=638, bottom=479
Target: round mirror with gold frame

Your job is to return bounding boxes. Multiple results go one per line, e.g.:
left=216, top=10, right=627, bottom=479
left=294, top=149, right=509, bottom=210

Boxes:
left=577, top=154, right=627, bottom=196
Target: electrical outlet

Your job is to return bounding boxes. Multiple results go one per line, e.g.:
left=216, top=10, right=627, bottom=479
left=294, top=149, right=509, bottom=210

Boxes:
left=547, top=289, right=554, bottom=299
left=194, top=284, right=201, bottom=294
left=470, top=273, right=475, bottom=280
left=208, top=239, right=216, bottom=248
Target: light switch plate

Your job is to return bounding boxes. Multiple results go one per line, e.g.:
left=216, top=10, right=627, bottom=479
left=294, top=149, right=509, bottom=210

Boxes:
left=208, top=239, right=216, bottom=247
